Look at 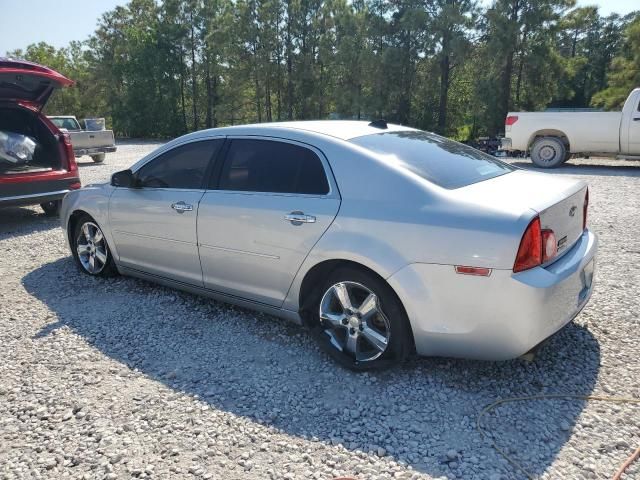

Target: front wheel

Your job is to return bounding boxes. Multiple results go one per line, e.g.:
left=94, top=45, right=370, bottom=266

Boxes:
left=71, top=215, right=117, bottom=277
left=310, top=267, right=412, bottom=370
left=530, top=137, right=567, bottom=168
left=91, top=153, right=106, bottom=163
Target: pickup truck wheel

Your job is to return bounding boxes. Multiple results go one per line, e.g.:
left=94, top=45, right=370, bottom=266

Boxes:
left=530, top=137, right=566, bottom=168
left=40, top=200, right=61, bottom=216
left=91, top=153, right=106, bottom=163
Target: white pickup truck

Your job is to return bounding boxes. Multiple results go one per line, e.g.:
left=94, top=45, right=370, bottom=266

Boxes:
left=48, top=116, right=116, bottom=163
left=501, top=88, right=640, bottom=168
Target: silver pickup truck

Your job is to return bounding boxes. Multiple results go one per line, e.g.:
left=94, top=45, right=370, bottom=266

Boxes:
left=48, top=116, right=116, bottom=163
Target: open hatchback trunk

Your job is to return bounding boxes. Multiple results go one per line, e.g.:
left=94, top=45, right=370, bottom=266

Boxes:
left=0, top=58, right=73, bottom=110
left=0, top=58, right=74, bottom=175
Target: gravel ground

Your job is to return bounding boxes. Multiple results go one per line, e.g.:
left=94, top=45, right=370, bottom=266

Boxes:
left=1, top=142, right=639, bottom=480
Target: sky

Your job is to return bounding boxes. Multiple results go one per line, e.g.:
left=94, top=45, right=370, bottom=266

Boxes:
left=0, top=0, right=638, bottom=55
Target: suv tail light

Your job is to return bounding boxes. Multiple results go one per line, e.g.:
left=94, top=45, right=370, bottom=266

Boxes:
left=59, top=132, right=77, bottom=173
left=583, top=188, right=589, bottom=230
left=505, top=115, right=519, bottom=126
left=513, top=217, right=559, bottom=272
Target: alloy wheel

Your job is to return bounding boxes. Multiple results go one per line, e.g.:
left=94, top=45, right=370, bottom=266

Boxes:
left=76, top=221, right=108, bottom=274
left=319, top=281, right=391, bottom=362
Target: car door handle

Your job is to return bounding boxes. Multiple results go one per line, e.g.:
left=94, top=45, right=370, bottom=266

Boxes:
left=284, top=211, right=316, bottom=224
left=171, top=201, right=193, bottom=213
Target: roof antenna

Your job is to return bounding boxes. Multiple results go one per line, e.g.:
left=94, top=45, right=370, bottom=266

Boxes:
left=368, top=119, right=388, bottom=129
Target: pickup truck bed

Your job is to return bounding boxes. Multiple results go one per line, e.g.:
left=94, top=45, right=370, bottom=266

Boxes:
left=48, top=116, right=116, bottom=163
left=502, top=88, right=640, bottom=168
left=67, top=129, right=116, bottom=157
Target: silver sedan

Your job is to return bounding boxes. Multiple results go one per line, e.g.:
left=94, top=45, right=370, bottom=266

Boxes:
left=61, top=121, right=597, bottom=370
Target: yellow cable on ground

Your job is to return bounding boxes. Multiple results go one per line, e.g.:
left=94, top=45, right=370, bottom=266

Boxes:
left=476, top=394, right=640, bottom=480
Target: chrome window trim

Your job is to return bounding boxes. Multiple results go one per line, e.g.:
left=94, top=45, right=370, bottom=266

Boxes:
left=213, top=134, right=340, bottom=199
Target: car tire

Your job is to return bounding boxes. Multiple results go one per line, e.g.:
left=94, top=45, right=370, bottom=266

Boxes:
left=308, top=267, right=412, bottom=371
left=40, top=200, right=61, bottom=216
left=530, top=137, right=567, bottom=168
left=71, top=214, right=118, bottom=277
left=91, top=153, right=106, bottom=163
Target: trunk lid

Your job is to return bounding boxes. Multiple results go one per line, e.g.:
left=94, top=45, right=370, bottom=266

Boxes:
left=0, top=58, right=73, bottom=110
left=453, top=170, right=588, bottom=259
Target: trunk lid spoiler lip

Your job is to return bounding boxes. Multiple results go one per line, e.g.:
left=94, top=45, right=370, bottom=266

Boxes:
left=0, top=58, right=74, bottom=112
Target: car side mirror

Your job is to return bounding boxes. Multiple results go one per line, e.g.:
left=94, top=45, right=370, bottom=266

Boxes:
left=111, top=169, right=137, bottom=188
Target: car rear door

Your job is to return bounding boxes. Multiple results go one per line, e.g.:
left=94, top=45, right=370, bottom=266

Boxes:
left=109, top=139, right=224, bottom=285
left=197, top=137, right=340, bottom=307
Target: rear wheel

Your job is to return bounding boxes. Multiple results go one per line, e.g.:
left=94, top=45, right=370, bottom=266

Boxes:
left=530, top=137, right=567, bottom=168
left=40, top=200, right=61, bottom=216
left=91, top=153, right=106, bottom=163
left=71, top=214, right=117, bottom=277
left=309, top=267, right=412, bottom=370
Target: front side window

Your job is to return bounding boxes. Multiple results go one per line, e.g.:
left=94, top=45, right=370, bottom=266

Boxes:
left=350, top=130, right=515, bottom=189
left=136, top=139, right=223, bottom=189
left=217, top=139, right=329, bottom=194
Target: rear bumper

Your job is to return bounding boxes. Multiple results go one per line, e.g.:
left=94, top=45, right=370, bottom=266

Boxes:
left=74, top=146, right=116, bottom=156
left=387, top=230, right=598, bottom=360
left=0, top=176, right=80, bottom=207
left=0, top=190, right=69, bottom=207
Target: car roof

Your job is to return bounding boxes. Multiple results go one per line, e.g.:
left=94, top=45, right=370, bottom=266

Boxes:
left=209, top=120, right=416, bottom=141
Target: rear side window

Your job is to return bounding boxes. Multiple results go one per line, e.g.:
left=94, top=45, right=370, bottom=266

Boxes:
left=217, top=139, right=329, bottom=194
left=136, top=139, right=223, bottom=189
left=350, top=130, right=515, bottom=189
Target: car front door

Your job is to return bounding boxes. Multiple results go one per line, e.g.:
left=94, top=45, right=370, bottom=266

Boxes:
left=197, top=137, right=340, bottom=307
left=109, top=139, right=224, bottom=285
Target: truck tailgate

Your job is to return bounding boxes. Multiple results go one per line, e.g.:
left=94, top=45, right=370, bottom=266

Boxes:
left=68, top=130, right=115, bottom=149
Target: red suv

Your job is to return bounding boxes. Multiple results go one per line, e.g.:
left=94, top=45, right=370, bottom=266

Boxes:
left=0, top=58, right=80, bottom=216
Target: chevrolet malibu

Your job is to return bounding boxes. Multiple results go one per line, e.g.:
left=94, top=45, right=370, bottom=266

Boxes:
left=61, top=121, right=597, bottom=370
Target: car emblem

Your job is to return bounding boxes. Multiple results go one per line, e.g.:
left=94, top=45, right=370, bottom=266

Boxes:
left=569, top=206, right=577, bottom=217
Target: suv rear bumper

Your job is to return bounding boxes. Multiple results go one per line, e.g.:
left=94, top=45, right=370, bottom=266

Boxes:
left=0, top=189, right=70, bottom=207
left=0, top=176, right=80, bottom=207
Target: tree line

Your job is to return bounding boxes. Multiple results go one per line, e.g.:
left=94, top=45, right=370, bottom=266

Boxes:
left=7, top=0, right=640, bottom=139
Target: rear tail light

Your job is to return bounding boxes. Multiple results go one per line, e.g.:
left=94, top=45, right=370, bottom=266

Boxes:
left=505, top=115, right=519, bottom=126
left=59, top=132, right=77, bottom=172
left=513, top=217, right=559, bottom=272
left=513, top=217, right=542, bottom=272
left=541, top=229, right=557, bottom=263
left=583, top=188, right=589, bottom=230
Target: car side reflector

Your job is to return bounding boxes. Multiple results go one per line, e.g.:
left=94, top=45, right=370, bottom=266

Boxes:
left=454, top=265, right=492, bottom=276
left=69, top=182, right=81, bottom=190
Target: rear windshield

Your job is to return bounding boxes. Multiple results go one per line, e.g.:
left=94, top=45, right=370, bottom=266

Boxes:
left=350, top=130, right=515, bottom=189
left=50, top=118, right=80, bottom=130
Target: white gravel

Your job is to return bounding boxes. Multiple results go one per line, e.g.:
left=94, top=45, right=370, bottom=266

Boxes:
left=0, top=142, right=639, bottom=480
